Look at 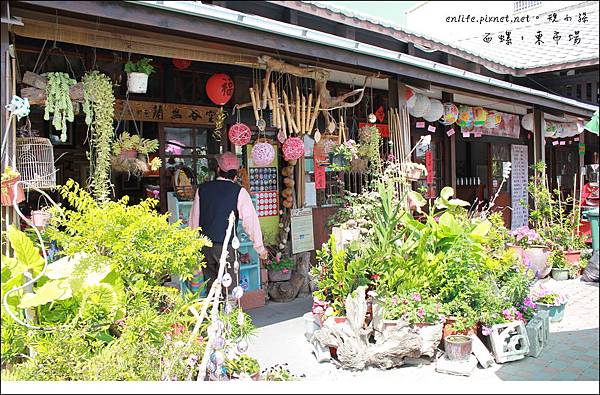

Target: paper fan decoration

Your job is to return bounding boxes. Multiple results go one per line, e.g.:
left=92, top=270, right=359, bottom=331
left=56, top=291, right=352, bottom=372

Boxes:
left=405, top=87, right=416, bottom=108
left=282, top=137, right=305, bottom=161
left=251, top=142, right=275, bottom=166
left=521, top=113, right=534, bottom=131
left=439, top=103, right=459, bottom=125
left=473, top=107, right=488, bottom=127
left=484, top=110, right=502, bottom=128
left=408, top=94, right=431, bottom=118
left=423, top=99, right=444, bottom=122
left=545, top=121, right=557, bottom=137
left=457, top=106, right=474, bottom=128
left=228, top=123, right=251, bottom=146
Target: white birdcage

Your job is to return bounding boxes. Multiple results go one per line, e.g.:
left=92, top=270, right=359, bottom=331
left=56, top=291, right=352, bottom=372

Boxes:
left=16, top=137, right=57, bottom=190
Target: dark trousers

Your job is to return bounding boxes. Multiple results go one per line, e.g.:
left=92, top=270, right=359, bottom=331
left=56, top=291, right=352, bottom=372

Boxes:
left=202, top=243, right=237, bottom=298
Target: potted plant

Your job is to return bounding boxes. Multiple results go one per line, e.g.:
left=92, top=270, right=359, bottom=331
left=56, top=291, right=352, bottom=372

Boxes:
left=124, top=57, right=155, bottom=94
left=264, top=255, right=294, bottom=282
left=401, top=162, right=427, bottom=181
left=529, top=284, right=568, bottom=322
left=112, top=131, right=159, bottom=160
left=1, top=166, right=25, bottom=206
left=31, top=206, right=52, bottom=229
left=549, top=250, right=570, bottom=281
left=509, top=226, right=552, bottom=278
left=328, top=140, right=359, bottom=171
left=225, top=354, right=261, bottom=381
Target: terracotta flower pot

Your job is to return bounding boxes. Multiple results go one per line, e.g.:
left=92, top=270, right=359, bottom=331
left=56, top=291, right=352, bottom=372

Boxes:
left=564, top=250, right=581, bottom=265
left=1, top=176, right=25, bottom=206
left=442, top=317, right=479, bottom=340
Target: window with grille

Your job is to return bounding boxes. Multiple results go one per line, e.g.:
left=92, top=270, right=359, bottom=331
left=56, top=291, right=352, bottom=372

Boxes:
left=513, top=1, right=542, bottom=13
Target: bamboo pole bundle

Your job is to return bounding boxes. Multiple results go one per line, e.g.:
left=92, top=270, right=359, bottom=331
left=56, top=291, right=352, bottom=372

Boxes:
left=283, top=91, right=299, bottom=135
left=306, top=93, right=313, bottom=135
left=248, top=87, right=259, bottom=122
left=308, top=95, right=321, bottom=135
left=295, top=86, right=301, bottom=134
left=270, top=83, right=279, bottom=128
left=280, top=103, right=287, bottom=138
left=254, top=83, right=261, bottom=112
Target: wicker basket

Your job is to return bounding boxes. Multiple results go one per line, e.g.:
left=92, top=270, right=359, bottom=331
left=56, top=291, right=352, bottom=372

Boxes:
left=173, top=167, right=195, bottom=200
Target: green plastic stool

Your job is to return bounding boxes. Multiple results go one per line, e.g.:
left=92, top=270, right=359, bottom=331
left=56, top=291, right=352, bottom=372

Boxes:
left=585, top=207, right=599, bottom=251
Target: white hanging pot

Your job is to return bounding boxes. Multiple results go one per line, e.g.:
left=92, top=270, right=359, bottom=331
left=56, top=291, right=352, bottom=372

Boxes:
left=127, top=72, right=149, bottom=94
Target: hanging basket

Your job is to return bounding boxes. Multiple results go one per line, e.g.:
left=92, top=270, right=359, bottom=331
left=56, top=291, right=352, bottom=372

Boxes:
left=16, top=137, right=57, bottom=190
left=350, top=158, right=368, bottom=173
left=119, top=150, right=139, bottom=160
left=32, top=209, right=52, bottom=228
left=1, top=176, right=25, bottom=206
left=127, top=72, right=149, bottom=94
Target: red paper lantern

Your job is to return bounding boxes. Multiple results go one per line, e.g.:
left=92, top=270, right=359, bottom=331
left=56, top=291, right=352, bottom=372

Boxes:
left=206, top=73, right=234, bottom=106
left=228, top=123, right=251, bottom=146
left=172, top=58, right=192, bottom=70
left=282, top=137, right=305, bottom=161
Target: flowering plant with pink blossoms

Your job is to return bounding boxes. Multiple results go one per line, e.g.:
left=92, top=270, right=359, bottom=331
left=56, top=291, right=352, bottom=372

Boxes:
left=510, top=226, right=546, bottom=248
left=529, top=283, right=568, bottom=306
left=383, top=292, right=446, bottom=325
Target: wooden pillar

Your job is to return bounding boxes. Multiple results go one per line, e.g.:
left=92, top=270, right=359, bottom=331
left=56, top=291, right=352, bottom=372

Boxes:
left=532, top=107, right=544, bottom=166
left=442, top=92, right=456, bottom=191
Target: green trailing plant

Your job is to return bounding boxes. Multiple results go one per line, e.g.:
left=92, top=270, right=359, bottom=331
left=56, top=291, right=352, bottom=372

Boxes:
left=112, top=131, right=159, bottom=156
left=46, top=180, right=212, bottom=287
left=124, top=58, right=155, bottom=75
left=225, top=354, right=260, bottom=378
left=357, top=125, right=381, bottom=171
left=43, top=72, right=75, bottom=133
left=82, top=71, right=115, bottom=202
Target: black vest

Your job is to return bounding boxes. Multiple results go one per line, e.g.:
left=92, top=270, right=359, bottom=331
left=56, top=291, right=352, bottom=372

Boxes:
left=197, top=179, right=241, bottom=244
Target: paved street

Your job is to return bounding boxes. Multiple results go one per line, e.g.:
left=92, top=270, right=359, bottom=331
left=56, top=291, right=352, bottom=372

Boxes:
left=248, top=278, right=599, bottom=382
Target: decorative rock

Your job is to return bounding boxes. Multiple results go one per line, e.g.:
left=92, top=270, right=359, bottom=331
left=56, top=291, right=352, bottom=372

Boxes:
left=311, top=339, right=331, bottom=363
left=435, top=353, right=478, bottom=376
left=526, top=311, right=550, bottom=358
left=489, top=321, right=530, bottom=363
left=267, top=272, right=305, bottom=302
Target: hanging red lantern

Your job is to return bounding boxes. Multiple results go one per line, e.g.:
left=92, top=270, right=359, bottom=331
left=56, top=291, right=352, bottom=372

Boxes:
left=206, top=73, right=234, bottom=106
left=282, top=137, right=305, bottom=161
left=228, top=123, right=251, bottom=146
left=172, top=58, right=192, bottom=70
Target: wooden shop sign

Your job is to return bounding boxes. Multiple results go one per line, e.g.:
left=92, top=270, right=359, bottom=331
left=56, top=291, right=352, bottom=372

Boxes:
left=114, top=100, right=219, bottom=125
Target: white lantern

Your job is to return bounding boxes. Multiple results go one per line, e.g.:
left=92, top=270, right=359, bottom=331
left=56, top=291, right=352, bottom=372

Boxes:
left=405, top=87, right=417, bottom=108
left=423, top=99, right=444, bottom=122
left=521, top=113, right=534, bottom=131
left=408, top=94, right=431, bottom=118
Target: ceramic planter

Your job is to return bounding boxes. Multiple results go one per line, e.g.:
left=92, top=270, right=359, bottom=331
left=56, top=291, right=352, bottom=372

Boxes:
left=444, top=334, right=472, bottom=361
left=127, top=72, right=149, bottom=93
left=508, top=245, right=552, bottom=278
left=31, top=210, right=51, bottom=228
left=329, top=153, right=349, bottom=168
left=1, top=176, right=25, bottom=206
left=551, top=268, right=570, bottom=281
left=267, top=269, right=292, bottom=282
left=536, top=302, right=566, bottom=322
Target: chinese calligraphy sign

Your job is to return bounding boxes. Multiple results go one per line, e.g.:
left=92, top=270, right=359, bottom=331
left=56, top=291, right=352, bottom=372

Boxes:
left=114, top=100, right=219, bottom=125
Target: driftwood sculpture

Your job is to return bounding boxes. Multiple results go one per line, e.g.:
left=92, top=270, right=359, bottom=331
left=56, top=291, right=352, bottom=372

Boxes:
left=312, top=286, right=422, bottom=370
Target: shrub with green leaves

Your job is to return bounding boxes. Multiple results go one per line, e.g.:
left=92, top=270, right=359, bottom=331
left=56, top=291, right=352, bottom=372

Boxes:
left=124, top=58, right=155, bottom=75
left=47, top=180, right=211, bottom=287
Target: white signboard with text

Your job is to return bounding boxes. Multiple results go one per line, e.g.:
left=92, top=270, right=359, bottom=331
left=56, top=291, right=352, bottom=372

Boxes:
left=510, top=144, right=529, bottom=230
left=290, top=208, right=315, bottom=254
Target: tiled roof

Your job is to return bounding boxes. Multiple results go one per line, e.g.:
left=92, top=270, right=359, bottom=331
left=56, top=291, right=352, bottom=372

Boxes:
left=456, top=2, right=599, bottom=70
left=298, top=1, right=599, bottom=72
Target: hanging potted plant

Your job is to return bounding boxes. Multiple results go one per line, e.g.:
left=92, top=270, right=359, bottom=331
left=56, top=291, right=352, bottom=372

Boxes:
left=328, top=140, right=358, bottom=171
left=111, top=132, right=161, bottom=178
left=1, top=166, right=25, bottom=206
left=31, top=206, right=52, bottom=229
left=124, top=57, right=155, bottom=94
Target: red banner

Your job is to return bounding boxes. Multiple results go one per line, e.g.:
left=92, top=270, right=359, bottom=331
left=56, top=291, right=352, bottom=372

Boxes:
left=425, top=150, right=434, bottom=184
left=314, top=157, right=326, bottom=190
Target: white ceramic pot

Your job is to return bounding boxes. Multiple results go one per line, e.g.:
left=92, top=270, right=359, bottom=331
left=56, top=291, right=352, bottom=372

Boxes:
left=127, top=72, right=149, bottom=93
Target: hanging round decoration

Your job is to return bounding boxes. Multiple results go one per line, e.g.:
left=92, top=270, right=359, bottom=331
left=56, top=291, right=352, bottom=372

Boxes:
left=251, top=142, right=275, bottom=166
left=405, top=87, right=417, bottom=108
left=456, top=106, right=474, bottom=128
left=473, top=107, right=488, bottom=127
left=172, top=58, right=192, bottom=70
left=277, top=130, right=287, bottom=144
left=521, top=113, right=534, bottom=131
left=368, top=113, right=377, bottom=123
left=423, top=99, right=444, bottom=122
left=484, top=110, right=502, bottom=128
left=228, top=123, right=251, bottom=146
left=408, top=94, right=431, bottom=118
left=439, top=103, right=459, bottom=125
left=545, top=120, right=557, bottom=137
left=206, top=73, right=234, bottom=106
left=282, top=137, right=305, bottom=161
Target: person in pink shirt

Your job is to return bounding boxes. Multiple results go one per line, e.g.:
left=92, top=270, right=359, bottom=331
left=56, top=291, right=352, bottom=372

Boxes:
left=190, top=151, right=267, bottom=293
